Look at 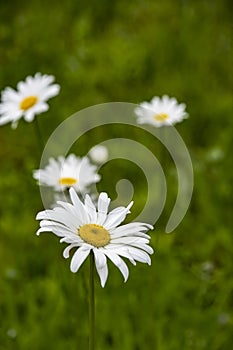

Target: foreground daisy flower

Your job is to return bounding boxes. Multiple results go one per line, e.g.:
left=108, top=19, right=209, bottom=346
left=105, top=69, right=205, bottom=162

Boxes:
left=33, top=154, right=100, bottom=193
left=135, top=95, right=188, bottom=127
left=36, top=188, right=154, bottom=287
left=0, top=73, right=60, bottom=128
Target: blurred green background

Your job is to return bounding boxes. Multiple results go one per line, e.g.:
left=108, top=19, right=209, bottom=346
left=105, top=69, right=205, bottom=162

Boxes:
left=0, top=0, right=232, bottom=349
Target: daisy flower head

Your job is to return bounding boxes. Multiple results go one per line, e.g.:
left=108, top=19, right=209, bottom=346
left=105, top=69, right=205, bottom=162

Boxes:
left=89, top=145, right=109, bottom=164
left=33, top=154, right=101, bottom=193
left=135, top=95, right=188, bottom=128
left=36, top=188, right=154, bottom=287
left=0, top=73, right=60, bottom=128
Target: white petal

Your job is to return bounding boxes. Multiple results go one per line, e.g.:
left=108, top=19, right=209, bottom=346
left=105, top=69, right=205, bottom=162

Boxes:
left=36, top=226, right=53, bottom=235
left=110, top=236, right=149, bottom=245
left=70, top=247, right=90, bottom=273
left=24, top=109, right=36, bottom=122
left=126, top=247, right=152, bottom=265
left=0, top=109, right=22, bottom=126
left=84, top=194, right=97, bottom=222
left=97, top=192, right=110, bottom=213
left=103, top=250, right=129, bottom=282
left=56, top=201, right=84, bottom=227
left=110, top=222, right=153, bottom=238
left=63, top=244, right=79, bottom=258
left=105, top=245, right=136, bottom=265
left=40, top=84, right=60, bottom=100
left=1, top=87, right=20, bottom=102
left=69, top=188, right=90, bottom=224
left=132, top=243, right=154, bottom=254
left=36, top=207, right=79, bottom=231
left=96, top=192, right=110, bottom=225
left=93, top=249, right=108, bottom=287
left=104, top=201, right=133, bottom=229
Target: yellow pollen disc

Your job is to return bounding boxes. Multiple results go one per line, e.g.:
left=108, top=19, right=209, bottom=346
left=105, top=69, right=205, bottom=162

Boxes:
left=78, top=224, right=110, bottom=248
left=20, top=96, right=38, bottom=110
left=59, top=177, right=77, bottom=186
left=154, top=113, right=169, bottom=122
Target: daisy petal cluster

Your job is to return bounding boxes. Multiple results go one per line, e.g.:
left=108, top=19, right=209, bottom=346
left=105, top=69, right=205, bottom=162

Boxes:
left=0, top=73, right=60, bottom=128
left=135, top=95, right=188, bottom=127
left=33, top=154, right=100, bottom=193
left=36, top=188, right=154, bottom=287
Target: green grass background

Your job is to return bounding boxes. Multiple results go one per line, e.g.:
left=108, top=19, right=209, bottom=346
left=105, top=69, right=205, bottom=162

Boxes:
left=0, top=0, right=232, bottom=349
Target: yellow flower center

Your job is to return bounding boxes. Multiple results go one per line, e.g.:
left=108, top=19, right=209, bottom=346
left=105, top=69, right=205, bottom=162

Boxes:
left=154, top=113, right=168, bottom=122
left=59, top=177, right=77, bottom=186
left=20, top=96, right=38, bottom=110
left=78, top=224, right=110, bottom=248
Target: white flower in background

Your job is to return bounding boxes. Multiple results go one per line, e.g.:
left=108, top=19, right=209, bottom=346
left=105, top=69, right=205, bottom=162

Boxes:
left=135, top=95, right=188, bottom=127
left=33, top=154, right=100, bottom=193
left=7, top=329, right=17, bottom=339
left=205, top=147, right=224, bottom=163
left=0, top=73, right=60, bottom=128
left=89, top=145, right=109, bottom=164
left=36, top=188, right=154, bottom=287
left=217, top=313, right=230, bottom=325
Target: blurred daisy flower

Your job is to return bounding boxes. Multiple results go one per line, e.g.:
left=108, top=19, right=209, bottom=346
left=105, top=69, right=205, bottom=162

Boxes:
left=135, top=95, right=188, bottom=127
left=89, top=145, right=109, bottom=164
left=33, top=154, right=100, bottom=193
left=36, top=188, right=154, bottom=287
left=0, top=73, right=60, bottom=129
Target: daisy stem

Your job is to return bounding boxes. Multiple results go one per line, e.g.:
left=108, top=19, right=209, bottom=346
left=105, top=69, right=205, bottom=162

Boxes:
left=159, top=126, right=167, bottom=166
left=33, top=116, right=44, bottom=154
left=89, top=251, right=95, bottom=350
left=156, top=127, right=167, bottom=247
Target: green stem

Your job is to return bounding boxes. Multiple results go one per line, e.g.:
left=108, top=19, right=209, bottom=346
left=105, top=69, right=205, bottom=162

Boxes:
left=89, top=251, right=95, bottom=350
left=155, top=126, right=167, bottom=248
left=33, top=116, right=44, bottom=154
left=158, top=126, right=167, bottom=166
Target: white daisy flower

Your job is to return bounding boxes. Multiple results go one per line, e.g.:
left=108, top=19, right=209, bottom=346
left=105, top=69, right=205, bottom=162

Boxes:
left=36, top=188, right=154, bottom=287
left=33, top=154, right=100, bottom=193
left=89, top=145, right=109, bottom=164
left=135, top=95, right=188, bottom=127
left=0, top=73, right=60, bottom=128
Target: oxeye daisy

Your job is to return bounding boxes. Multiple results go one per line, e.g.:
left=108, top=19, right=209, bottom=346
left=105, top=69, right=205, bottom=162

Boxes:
left=36, top=188, right=154, bottom=287
left=135, top=95, right=188, bottom=127
left=89, top=145, right=109, bottom=164
left=33, top=154, right=100, bottom=193
left=0, top=73, right=60, bottom=128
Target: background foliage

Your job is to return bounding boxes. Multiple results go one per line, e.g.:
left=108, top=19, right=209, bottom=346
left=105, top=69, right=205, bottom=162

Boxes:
left=0, top=0, right=232, bottom=349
